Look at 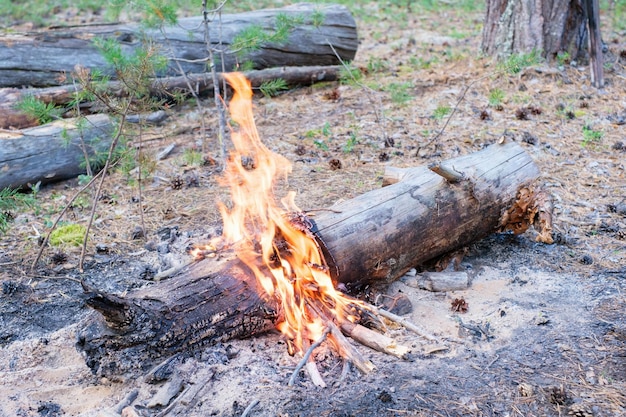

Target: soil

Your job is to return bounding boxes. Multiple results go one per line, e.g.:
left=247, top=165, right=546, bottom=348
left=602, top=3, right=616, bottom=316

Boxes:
left=1, top=3, right=626, bottom=417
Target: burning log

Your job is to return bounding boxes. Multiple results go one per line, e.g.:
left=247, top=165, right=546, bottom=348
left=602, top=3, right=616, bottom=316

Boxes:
left=77, top=73, right=546, bottom=379
left=78, top=140, right=543, bottom=377
left=0, top=4, right=357, bottom=88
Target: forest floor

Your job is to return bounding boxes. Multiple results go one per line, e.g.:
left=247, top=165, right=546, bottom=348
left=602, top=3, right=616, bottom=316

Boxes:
left=1, top=2, right=626, bottom=417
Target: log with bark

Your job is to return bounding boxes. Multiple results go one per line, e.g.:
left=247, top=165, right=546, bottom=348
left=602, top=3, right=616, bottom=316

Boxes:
left=77, top=140, right=547, bottom=376
left=0, top=65, right=345, bottom=130
left=0, top=3, right=357, bottom=88
left=0, top=114, right=114, bottom=190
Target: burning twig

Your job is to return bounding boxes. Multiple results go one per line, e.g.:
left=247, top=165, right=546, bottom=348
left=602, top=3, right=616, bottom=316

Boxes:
left=288, top=327, right=330, bottom=386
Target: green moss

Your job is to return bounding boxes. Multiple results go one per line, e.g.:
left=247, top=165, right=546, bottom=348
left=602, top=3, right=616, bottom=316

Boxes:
left=49, top=223, right=86, bottom=247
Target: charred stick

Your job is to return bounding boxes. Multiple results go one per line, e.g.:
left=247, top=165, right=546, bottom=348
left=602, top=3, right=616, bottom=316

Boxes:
left=288, top=327, right=330, bottom=386
left=338, top=360, right=351, bottom=385
left=340, top=322, right=410, bottom=359
left=240, top=399, right=260, bottom=417
left=154, top=258, right=195, bottom=281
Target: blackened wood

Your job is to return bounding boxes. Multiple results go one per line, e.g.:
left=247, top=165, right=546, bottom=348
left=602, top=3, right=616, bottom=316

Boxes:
left=78, top=257, right=275, bottom=376
left=0, top=4, right=357, bottom=88
left=0, top=114, right=114, bottom=190
left=78, top=141, right=540, bottom=376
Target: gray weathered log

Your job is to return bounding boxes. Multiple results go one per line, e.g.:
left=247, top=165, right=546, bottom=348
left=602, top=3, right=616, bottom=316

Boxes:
left=77, top=141, right=541, bottom=376
left=0, top=65, right=344, bottom=129
left=0, top=114, right=114, bottom=190
left=0, top=4, right=357, bottom=88
left=313, top=140, right=540, bottom=288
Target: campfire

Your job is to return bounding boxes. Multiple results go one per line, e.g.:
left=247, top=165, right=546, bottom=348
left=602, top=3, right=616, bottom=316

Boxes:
left=192, top=73, right=415, bottom=385
left=78, top=72, right=544, bottom=388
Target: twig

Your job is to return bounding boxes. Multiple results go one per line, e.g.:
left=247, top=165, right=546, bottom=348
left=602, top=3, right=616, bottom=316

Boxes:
left=79, top=99, right=134, bottom=272
left=327, top=321, right=375, bottom=374
left=420, top=73, right=491, bottom=151
left=374, top=307, right=437, bottom=342
left=30, top=169, right=104, bottom=271
left=480, top=354, right=500, bottom=376
left=240, top=399, right=260, bottom=417
left=113, top=389, right=139, bottom=414
left=288, top=327, right=330, bottom=386
left=306, top=360, right=327, bottom=388
left=341, top=322, right=410, bottom=359
left=338, top=360, right=351, bottom=384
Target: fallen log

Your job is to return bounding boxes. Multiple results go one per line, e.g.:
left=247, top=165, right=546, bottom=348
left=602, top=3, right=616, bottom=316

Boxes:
left=0, top=65, right=344, bottom=130
left=1, top=66, right=344, bottom=188
left=77, top=140, right=544, bottom=376
left=0, top=114, right=114, bottom=190
left=0, top=4, right=357, bottom=88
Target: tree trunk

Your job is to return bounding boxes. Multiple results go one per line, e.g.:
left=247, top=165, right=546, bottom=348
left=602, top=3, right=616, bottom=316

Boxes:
left=77, top=141, right=544, bottom=376
left=481, top=0, right=588, bottom=62
left=0, top=4, right=357, bottom=88
left=0, top=114, right=114, bottom=190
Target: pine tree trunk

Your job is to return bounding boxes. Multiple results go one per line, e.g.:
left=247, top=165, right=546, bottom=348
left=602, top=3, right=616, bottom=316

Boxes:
left=481, top=0, right=588, bottom=62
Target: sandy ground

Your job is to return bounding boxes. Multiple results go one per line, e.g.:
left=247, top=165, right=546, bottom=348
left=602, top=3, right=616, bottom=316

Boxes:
left=1, top=2, right=626, bottom=416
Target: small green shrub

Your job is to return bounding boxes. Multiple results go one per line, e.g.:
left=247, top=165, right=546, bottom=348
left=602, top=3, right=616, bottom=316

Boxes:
left=498, top=49, right=542, bottom=75
left=15, top=96, right=63, bottom=124
left=259, top=78, right=289, bottom=97
left=582, top=125, right=604, bottom=147
left=387, top=82, right=413, bottom=105
left=488, top=88, right=505, bottom=107
left=0, top=187, right=37, bottom=234
left=432, top=105, right=452, bottom=120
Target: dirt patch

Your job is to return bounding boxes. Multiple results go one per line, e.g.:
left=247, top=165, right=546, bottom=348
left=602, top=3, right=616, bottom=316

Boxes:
left=1, top=2, right=626, bottom=417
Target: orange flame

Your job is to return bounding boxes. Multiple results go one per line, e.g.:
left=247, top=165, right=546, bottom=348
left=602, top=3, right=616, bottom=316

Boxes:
left=215, top=72, right=359, bottom=352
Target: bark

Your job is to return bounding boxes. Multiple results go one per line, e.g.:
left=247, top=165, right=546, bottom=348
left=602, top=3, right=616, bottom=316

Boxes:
left=0, top=65, right=344, bottom=130
left=481, top=0, right=589, bottom=62
left=583, top=0, right=604, bottom=87
left=0, top=4, right=357, bottom=88
left=77, top=141, right=543, bottom=376
left=0, top=114, right=114, bottom=190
